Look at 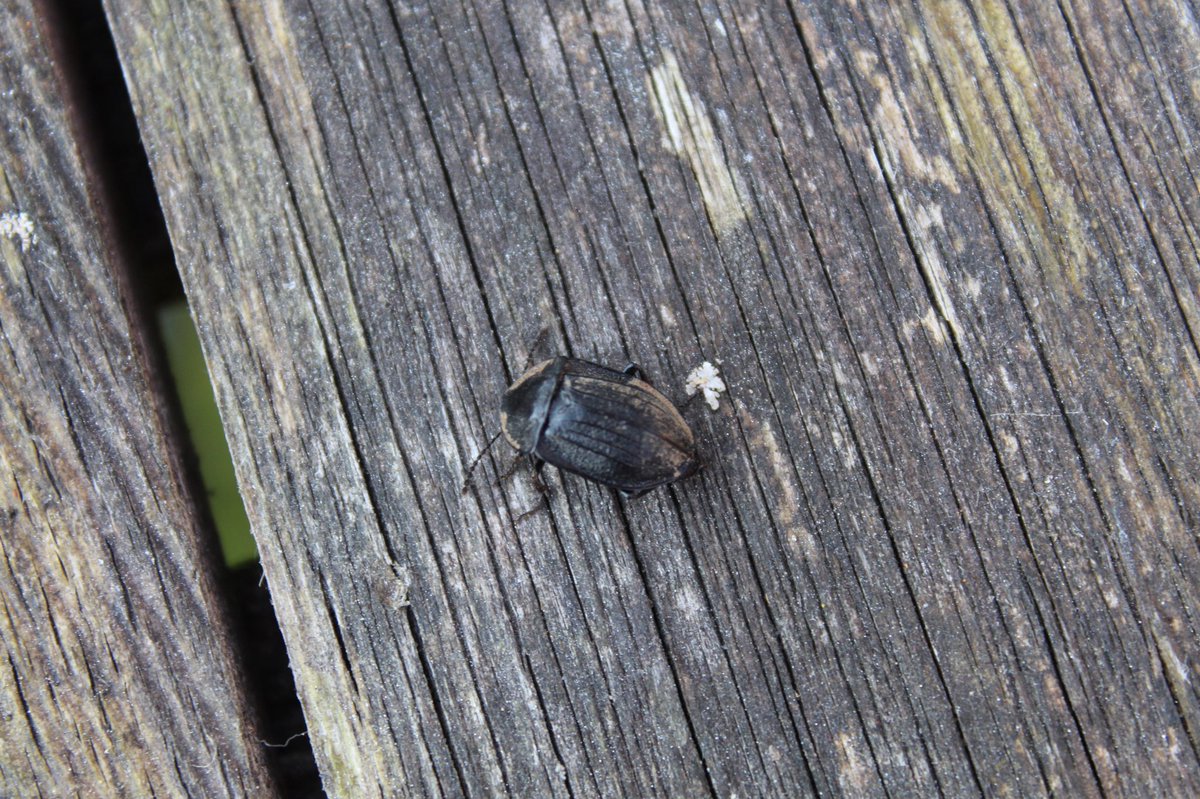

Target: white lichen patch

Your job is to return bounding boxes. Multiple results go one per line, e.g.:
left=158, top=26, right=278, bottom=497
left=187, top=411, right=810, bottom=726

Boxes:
left=685, top=361, right=726, bottom=411
left=964, top=273, right=983, bottom=299
left=835, top=731, right=871, bottom=793
left=674, top=585, right=703, bottom=619
left=745, top=410, right=816, bottom=560
left=858, top=350, right=881, bottom=377
left=911, top=204, right=964, bottom=345
left=918, top=306, right=947, bottom=345
left=0, top=211, right=37, bottom=251
left=854, top=49, right=960, bottom=193
left=648, top=52, right=747, bottom=234
left=470, top=123, right=491, bottom=174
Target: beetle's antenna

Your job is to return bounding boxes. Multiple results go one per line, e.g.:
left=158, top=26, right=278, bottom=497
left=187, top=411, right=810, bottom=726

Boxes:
left=461, top=431, right=503, bottom=493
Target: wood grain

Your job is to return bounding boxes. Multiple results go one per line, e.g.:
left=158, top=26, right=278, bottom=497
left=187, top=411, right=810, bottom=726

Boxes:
left=0, top=2, right=275, bottom=796
left=105, top=0, right=1200, bottom=795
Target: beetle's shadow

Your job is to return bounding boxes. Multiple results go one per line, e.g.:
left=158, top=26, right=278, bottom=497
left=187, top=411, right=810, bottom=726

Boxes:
left=502, top=458, right=688, bottom=525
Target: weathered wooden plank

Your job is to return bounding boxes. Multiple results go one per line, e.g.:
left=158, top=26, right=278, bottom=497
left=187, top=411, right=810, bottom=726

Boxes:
left=789, top=2, right=1200, bottom=791
left=0, top=3, right=275, bottom=796
left=106, top=0, right=1200, bottom=796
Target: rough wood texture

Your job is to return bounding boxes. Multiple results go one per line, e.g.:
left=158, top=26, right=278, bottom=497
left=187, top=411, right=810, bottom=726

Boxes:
left=107, top=0, right=1200, bottom=796
left=0, top=3, right=276, bottom=796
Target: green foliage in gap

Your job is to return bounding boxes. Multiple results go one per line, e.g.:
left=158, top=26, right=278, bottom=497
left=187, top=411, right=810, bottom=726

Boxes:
left=158, top=301, right=257, bottom=568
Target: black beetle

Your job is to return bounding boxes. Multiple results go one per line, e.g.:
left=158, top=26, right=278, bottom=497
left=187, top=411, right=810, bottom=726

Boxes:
left=500, top=357, right=700, bottom=497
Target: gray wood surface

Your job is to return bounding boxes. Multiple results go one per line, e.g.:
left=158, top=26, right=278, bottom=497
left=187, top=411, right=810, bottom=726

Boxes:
left=0, top=2, right=276, bottom=796
left=104, top=0, right=1200, bottom=796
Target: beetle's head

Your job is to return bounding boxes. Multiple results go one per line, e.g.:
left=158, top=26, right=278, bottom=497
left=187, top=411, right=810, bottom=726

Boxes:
left=500, top=358, right=560, bottom=452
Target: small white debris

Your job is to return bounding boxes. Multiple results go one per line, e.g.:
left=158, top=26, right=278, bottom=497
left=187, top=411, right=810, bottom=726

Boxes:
left=685, top=361, right=726, bottom=411
left=0, top=211, right=37, bottom=251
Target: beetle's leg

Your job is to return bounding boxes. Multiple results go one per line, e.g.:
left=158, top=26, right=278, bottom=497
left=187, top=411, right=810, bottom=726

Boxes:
left=529, top=455, right=551, bottom=495
left=513, top=458, right=551, bottom=524
left=622, top=362, right=645, bottom=381
left=619, top=486, right=653, bottom=500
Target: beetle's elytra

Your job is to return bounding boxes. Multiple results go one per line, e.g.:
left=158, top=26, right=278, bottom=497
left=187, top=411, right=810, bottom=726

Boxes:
left=501, top=357, right=700, bottom=497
